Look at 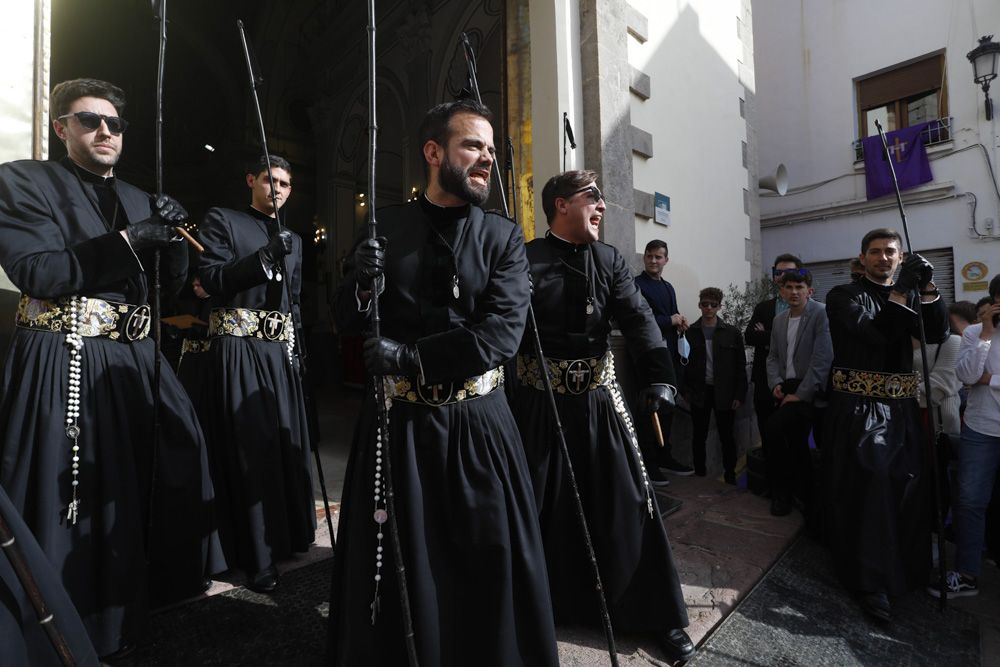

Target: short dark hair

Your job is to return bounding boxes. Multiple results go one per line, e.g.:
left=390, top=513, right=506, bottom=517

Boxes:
left=976, top=296, right=993, bottom=311
left=990, top=274, right=1000, bottom=300
left=861, top=228, right=903, bottom=253
left=778, top=268, right=813, bottom=287
left=418, top=100, right=493, bottom=153
left=948, top=301, right=978, bottom=325
left=645, top=240, right=668, bottom=256
left=772, top=253, right=803, bottom=268
left=51, top=78, right=127, bottom=118
left=699, top=287, right=723, bottom=303
left=246, top=154, right=291, bottom=179
left=541, top=170, right=599, bottom=223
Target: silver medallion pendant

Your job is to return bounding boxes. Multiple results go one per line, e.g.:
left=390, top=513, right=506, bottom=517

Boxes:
left=452, top=276, right=460, bottom=299
left=275, top=272, right=283, bottom=283
left=585, top=300, right=594, bottom=315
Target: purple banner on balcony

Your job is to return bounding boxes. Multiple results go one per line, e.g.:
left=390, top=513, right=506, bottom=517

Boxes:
left=862, top=122, right=933, bottom=200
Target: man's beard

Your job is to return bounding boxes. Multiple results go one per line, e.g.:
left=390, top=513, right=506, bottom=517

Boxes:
left=439, top=154, right=490, bottom=206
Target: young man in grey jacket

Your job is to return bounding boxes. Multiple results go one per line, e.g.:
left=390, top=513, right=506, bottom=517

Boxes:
left=765, top=269, right=833, bottom=517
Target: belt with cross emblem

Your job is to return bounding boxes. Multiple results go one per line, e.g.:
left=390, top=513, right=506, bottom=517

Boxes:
left=516, top=351, right=616, bottom=395
left=382, top=367, right=504, bottom=407
left=208, top=307, right=291, bottom=342
left=15, top=294, right=151, bottom=342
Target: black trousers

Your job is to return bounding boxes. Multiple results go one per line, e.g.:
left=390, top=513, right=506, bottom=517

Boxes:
left=763, top=401, right=816, bottom=504
left=754, top=382, right=779, bottom=450
left=691, top=386, right=736, bottom=476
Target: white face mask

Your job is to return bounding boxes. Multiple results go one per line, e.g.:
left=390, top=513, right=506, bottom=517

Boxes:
left=677, top=332, right=691, bottom=365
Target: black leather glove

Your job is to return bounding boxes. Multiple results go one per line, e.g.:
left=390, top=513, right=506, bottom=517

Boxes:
left=151, top=194, right=188, bottom=225
left=894, top=253, right=934, bottom=294
left=639, top=384, right=676, bottom=415
left=363, top=337, right=419, bottom=376
left=126, top=195, right=188, bottom=250
left=355, top=236, right=386, bottom=290
left=260, top=230, right=293, bottom=266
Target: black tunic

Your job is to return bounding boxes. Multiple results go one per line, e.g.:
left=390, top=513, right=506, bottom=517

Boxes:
left=0, top=483, right=99, bottom=667
left=327, top=197, right=558, bottom=667
left=822, top=277, right=948, bottom=595
left=512, top=233, right=688, bottom=632
left=186, top=207, right=315, bottom=574
left=0, top=159, right=223, bottom=656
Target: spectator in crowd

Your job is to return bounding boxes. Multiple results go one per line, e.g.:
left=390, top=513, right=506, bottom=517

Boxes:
left=635, top=239, right=694, bottom=476
left=764, top=269, right=832, bottom=518
left=684, top=287, right=748, bottom=483
left=850, top=257, right=865, bottom=282
left=949, top=301, right=979, bottom=336
left=929, top=275, right=1000, bottom=599
left=745, top=254, right=803, bottom=473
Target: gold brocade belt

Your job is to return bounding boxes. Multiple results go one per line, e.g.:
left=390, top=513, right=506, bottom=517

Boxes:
left=831, top=367, right=919, bottom=399
left=382, top=367, right=504, bottom=407
left=15, top=294, right=151, bottom=342
left=516, top=351, right=616, bottom=395
left=209, top=307, right=291, bottom=342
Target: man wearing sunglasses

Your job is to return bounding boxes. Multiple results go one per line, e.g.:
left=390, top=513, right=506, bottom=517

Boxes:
left=745, top=254, right=804, bottom=486
left=823, top=228, right=947, bottom=623
left=0, top=78, right=222, bottom=659
left=181, top=155, right=315, bottom=595
left=511, top=170, right=695, bottom=663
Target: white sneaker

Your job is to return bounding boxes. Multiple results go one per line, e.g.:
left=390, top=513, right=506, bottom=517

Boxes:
left=927, top=571, right=979, bottom=599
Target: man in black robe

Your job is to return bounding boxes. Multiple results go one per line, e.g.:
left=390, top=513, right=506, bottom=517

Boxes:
left=327, top=100, right=558, bottom=666
left=0, top=78, right=223, bottom=658
left=512, top=170, right=694, bottom=663
left=185, top=155, right=315, bottom=593
left=823, top=227, right=947, bottom=622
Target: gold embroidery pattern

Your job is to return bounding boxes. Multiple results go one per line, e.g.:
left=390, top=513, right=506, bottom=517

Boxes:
left=180, top=339, right=213, bottom=355
left=15, top=294, right=149, bottom=341
left=382, top=367, right=504, bottom=407
left=209, top=307, right=291, bottom=342
left=831, top=367, right=919, bottom=399
left=516, top=352, right=615, bottom=394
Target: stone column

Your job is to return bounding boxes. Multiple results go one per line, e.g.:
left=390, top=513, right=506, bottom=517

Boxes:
left=579, top=0, right=635, bottom=263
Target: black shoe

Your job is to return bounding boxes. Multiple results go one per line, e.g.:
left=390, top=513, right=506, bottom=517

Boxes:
left=860, top=591, right=891, bottom=623
left=660, top=457, right=695, bottom=476
left=248, top=565, right=279, bottom=594
left=723, top=471, right=736, bottom=485
left=769, top=496, right=792, bottom=517
left=650, top=478, right=671, bottom=490
left=200, top=577, right=213, bottom=594
left=694, top=467, right=707, bottom=477
left=656, top=628, right=696, bottom=662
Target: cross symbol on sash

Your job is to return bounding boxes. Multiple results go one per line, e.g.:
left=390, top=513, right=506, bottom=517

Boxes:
left=568, top=366, right=588, bottom=392
left=264, top=312, right=284, bottom=338
left=126, top=307, right=150, bottom=339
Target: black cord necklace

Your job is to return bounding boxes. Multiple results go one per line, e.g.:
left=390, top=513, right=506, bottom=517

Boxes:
left=69, top=161, right=119, bottom=232
left=421, top=195, right=471, bottom=300
left=551, top=234, right=595, bottom=317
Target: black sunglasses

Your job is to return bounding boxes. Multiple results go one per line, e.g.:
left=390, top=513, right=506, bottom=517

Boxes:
left=699, top=301, right=720, bottom=308
left=560, top=185, right=604, bottom=204
left=58, top=111, right=128, bottom=135
left=772, top=267, right=808, bottom=278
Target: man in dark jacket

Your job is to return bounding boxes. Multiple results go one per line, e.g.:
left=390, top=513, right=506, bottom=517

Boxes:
left=745, top=254, right=803, bottom=459
left=684, top=287, right=748, bottom=483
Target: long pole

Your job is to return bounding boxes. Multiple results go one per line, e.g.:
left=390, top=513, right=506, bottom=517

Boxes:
left=147, top=0, right=168, bottom=546
left=236, top=20, right=336, bottom=546
left=461, top=31, right=619, bottom=667
left=0, top=508, right=77, bottom=666
left=874, top=118, right=947, bottom=611
left=368, top=3, right=419, bottom=664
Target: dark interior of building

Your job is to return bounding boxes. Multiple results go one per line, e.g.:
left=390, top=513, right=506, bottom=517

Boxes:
left=44, top=0, right=508, bottom=381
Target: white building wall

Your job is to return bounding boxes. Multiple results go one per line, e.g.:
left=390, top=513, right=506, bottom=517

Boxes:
left=628, top=0, right=752, bottom=317
left=754, top=0, right=1000, bottom=302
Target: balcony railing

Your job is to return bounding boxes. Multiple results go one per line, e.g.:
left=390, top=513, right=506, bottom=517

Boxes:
left=853, top=117, right=952, bottom=162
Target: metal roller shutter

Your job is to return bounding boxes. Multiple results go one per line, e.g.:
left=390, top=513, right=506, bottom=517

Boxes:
left=804, top=247, right=954, bottom=304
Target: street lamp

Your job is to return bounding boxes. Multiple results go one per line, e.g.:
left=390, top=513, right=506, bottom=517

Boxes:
left=967, top=35, right=1000, bottom=120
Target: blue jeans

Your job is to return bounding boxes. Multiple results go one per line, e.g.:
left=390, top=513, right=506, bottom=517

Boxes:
left=955, top=425, right=1000, bottom=577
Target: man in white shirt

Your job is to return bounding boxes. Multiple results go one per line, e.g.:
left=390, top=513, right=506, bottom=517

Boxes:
left=931, top=275, right=1000, bottom=598
left=764, top=270, right=833, bottom=518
